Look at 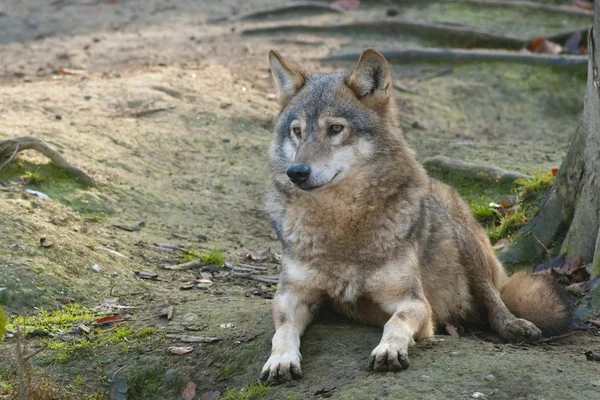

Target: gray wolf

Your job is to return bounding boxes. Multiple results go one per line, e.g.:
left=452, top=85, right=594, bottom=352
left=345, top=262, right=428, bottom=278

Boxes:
left=261, top=48, right=570, bottom=384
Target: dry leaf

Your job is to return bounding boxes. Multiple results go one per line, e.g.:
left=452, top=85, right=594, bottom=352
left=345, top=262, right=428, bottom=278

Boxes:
left=588, top=319, right=600, bottom=328
left=40, top=237, right=54, bottom=248
left=445, top=322, right=459, bottom=338
left=198, top=391, right=221, bottom=400
left=168, top=346, right=194, bottom=355
left=530, top=38, right=562, bottom=54
left=182, top=381, right=196, bottom=400
left=558, top=255, right=584, bottom=277
left=571, top=0, right=593, bottom=10
left=551, top=168, right=559, bottom=177
left=567, top=277, right=599, bottom=294
left=59, top=68, right=87, bottom=76
left=95, top=315, right=124, bottom=325
left=247, top=248, right=270, bottom=262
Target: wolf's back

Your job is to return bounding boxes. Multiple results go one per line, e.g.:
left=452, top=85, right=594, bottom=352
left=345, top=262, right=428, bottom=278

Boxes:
left=500, top=271, right=571, bottom=336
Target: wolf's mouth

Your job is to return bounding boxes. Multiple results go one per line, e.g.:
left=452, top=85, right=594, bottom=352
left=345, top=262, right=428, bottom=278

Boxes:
left=297, top=171, right=340, bottom=191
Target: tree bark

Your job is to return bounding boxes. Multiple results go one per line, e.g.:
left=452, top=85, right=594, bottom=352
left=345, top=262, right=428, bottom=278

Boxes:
left=500, top=4, right=600, bottom=276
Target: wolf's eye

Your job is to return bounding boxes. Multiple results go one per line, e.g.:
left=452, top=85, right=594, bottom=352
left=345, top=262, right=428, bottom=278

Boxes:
left=330, top=125, right=344, bottom=135
left=292, top=127, right=301, bottom=138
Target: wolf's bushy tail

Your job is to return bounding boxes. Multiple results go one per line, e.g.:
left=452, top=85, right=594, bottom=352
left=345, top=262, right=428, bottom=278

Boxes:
left=500, top=271, right=571, bottom=336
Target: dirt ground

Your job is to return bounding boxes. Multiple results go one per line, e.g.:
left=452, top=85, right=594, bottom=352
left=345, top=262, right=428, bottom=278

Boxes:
left=1, top=1, right=600, bottom=399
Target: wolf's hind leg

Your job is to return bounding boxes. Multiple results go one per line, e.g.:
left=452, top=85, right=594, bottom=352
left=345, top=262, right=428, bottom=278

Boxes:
left=261, top=288, right=314, bottom=384
left=369, top=298, right=433, bottom=372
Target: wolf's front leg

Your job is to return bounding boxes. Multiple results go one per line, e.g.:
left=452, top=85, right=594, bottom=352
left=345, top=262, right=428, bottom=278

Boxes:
left=261, top=288, right=314, bottom=384
left=369, top=298, right=433, bottom=372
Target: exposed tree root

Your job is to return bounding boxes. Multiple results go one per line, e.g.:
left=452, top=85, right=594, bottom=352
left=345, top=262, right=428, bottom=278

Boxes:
left=423, top=155, right=530, bottom=184
left=458, top=0, right=593, bottom=17
left=209, top=1, right=341, bottom=24
left=321, top=48, right=587, bottom=67
left=243, top=20, right=526, bottom=50
left=0, top=136, right=94, bottom=187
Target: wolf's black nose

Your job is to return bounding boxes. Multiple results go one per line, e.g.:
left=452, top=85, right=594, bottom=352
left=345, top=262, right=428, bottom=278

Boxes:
left=287, top=164, right=311, bottom=184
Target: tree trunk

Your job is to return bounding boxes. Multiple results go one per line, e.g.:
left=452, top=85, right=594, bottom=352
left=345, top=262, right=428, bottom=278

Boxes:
left=500, top=3, right=600, bottom=276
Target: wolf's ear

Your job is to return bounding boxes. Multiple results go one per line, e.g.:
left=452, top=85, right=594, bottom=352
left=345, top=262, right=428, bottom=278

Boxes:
left=347, top=49, right=392, bottom=111
left=269, top=50, right=306, bottom=107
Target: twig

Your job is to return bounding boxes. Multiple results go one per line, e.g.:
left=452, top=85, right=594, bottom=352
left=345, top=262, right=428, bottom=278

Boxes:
left=124, top=106, right=176, bottom=118
left=15, top=324, right=27, bottom=400
left=0, top=137, right=94, bottom=186
left=417, top=67, right=454, bottom=82
left=98, top=247, right=128, bottom=259
left=0, top=144, right=19, bottom=173
left=532, top=234, right=552, bottom=267
left=321, top=48, right=588, bottom=68
left=537, top=330, right=587, bottom=343
left=458, top=0, right=593, bottom=17
left=234, top=262, right=270, bottom=271
left=210, top=1, right=341, bottom=23
left=231, top=272, right=279, bottom=284
left=160, top=259, right=202, bottom=271
left=110, top=365, right=127, bottom=383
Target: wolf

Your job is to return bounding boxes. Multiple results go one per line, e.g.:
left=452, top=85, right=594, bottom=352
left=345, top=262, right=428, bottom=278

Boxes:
left=261, top=48, right=570, bottom=384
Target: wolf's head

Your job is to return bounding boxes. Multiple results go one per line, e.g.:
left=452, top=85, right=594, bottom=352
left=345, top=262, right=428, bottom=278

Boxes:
left=268, top=49, right=405, bottom=193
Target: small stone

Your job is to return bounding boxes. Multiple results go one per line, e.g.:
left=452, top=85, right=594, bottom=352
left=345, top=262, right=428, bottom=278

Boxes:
left=485, top=374, right=495, bottom=381
left=55, top=115, right=62, bottom=120
left=472, top=392, right=486, bottom=399
left=91, top=264, right=101, bottom=272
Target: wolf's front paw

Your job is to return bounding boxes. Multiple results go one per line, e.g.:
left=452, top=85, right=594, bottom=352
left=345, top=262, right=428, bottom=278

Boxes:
left=368, top=342, right=410, bottom=372
left=500, top=318, right=542, bottom=343
left=260, top=351, right=302, bottom=384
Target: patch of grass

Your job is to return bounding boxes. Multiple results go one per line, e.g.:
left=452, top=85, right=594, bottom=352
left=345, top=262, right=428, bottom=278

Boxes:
left=21, top=170, right=43, bottom=185
left=182, top=248, right=225, bottom=266
left=222, top=382, right=271, bottom=400
left=83, top=214, right=103, bottom=223
left=515, top=172, right=555, bottom=202
left=127, top=363, right=171, bottom=400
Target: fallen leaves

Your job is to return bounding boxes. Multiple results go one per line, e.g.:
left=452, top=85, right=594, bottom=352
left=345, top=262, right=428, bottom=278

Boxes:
left=181, top=381, right=196, bottom=400
left=445, top=322, right=460, bottom=338
left=95, top=315, right=124, bottom=326
left=198, top=392, right=221, bottom=400
left=40, top=237, right=54, bottom=248
left=246, top=247, right=271, bottom=262
left=168, top=346, right=194, bottom=355
left=534, top=254, right=598, bottom=295
left=529, top=38, right=562, bottom=55
left=157, top=305, right=174, bottom=320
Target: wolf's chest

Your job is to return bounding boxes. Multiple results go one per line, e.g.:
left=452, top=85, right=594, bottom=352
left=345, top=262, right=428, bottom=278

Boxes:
left=286, top=260, right=364, bottom=303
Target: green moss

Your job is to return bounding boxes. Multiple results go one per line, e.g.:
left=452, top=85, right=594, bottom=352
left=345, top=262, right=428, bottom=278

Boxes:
left=21, top=170, right=43, bottom=185
left=404, top=2, right=591, bottom=39
left=222, top=382, right=271, bottom=400
left=515, top=172, right=555, bottom=202
left=8, top=304, right=96, bottom=336
left=182, top=248, right=226, bottom=267
left=220, top=344, right=261, bottom=378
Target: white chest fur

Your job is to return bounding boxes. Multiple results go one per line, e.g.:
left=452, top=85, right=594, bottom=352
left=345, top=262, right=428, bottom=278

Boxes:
left=285, top=259, right=363, bottom=303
